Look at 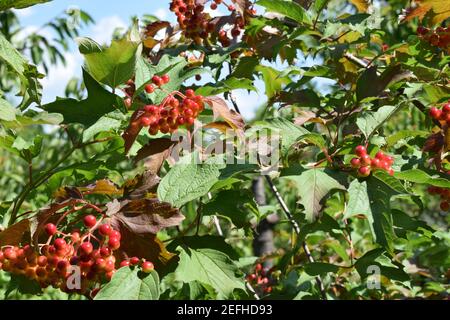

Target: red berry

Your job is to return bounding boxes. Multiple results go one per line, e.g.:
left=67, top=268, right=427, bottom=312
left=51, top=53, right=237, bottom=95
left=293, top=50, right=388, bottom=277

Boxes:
left=358, top=166, right=371, bottom=177
left=99, top=224, right=112, bottom=236
left=130, top=257, right=140, bottom=266
left=108, top=237, right=121, bottom=250
left=185, top=89, right=195, bottom=98
left=83, top=215, right=97, bottom=228
left=100, top=247, right=112, bottom=258
left=355, top=145, right=367, bottom=157
left=37, top=256, right=47, bottom=267
left=45, top=223, right=57, bottom=236
left=54, top=238, right=66, bottom=250
left=177, top=116, right=186, bottom=125
left=186, top=117, right=195, bottom=126
left=145, top=84, right=155, bottom=94
left=350, top=158, right=361, bottom=168
left=109, top=230, right=121, bottom=240
left=375, top=151, right=385, bottom=160
left=195, top=74, right=202, bottom=81
left=443, top=103, right=450, bottom=114
left=80, top=242, right=93, bottom=255
left=152, top=75, right=163, bottom=86
left=144, top=105, right=158, bottom=114
left=140, top=116, right=152, bottom=127
left=3, top=248, right=16, bottom=260
left=371, top=158, right=381, bottom=169
left=430, top=107, right=442, bottom=120
left=104, top=260, right=115, bottom=273
left=142, top=261, right=154, bottom=273
left=71, top=231, right=81, bottom=243
left=210, top=2, right=217, bottom=10
left=228, top=4, right=235, bottom=11
left=161, top=74, right=170, bottom=84
left=360, top=154, right=371, bottom=166
left=120, top=260, right=131, bottom=268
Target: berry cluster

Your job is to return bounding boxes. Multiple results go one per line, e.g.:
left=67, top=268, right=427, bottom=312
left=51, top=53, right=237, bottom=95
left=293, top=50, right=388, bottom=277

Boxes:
left=429, top=101, right=450, bottom=125
left=417, top=26, right=450, bottom=50
left=0, top=215, right=154, bottom=297
left=169, top=0, right=249, bottom=47
left=351, top=146, right=395, bottom=177
left=246, top=264, right=273, bottom=295
left=132, top=75, right=205, bottom=135
left=427, top=186, right=450, bottom=211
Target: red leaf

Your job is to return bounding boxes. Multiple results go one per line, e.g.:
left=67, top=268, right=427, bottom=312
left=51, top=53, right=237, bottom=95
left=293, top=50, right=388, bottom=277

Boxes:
left=122, top=109, right=146, bottom=154
left=0, top=219, right=30, bottom=247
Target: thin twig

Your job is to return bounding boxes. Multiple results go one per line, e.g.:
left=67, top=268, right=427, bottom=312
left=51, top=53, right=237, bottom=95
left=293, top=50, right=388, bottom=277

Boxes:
left=264, top=175, right=327, bottom=300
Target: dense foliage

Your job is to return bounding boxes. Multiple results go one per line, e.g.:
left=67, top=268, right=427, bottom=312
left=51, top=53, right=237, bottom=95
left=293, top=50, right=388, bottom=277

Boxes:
left=0, top=0, right=449, bottom=300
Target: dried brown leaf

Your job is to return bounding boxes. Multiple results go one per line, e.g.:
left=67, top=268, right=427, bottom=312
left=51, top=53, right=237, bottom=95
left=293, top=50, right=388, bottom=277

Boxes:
left=0, top=219, right=30, bottom=247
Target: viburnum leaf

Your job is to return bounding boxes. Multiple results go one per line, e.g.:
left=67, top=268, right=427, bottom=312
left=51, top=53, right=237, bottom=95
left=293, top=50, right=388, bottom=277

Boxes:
left=395, top=169, right=450, bottom=189
left=42, top=69, right=122, bottom=127
left=78, top=179, right=123, bottom=196
left=403, top=0, right=450, bottom=25
left=0, top=219, right=30, bottom=247
left=157, top=153, right=226, bottom=208
left=349, top=0, right=371, bottom=13
left=284, top=169, right=345, bottom=222
left=356, top=105, right=400, bottom=140
left=175, top=246, right=245, bottom=299
left=109, top=198, right=184, bottom=235
left=77, top=22, right=141, bottom=88
left=0, top=98, right=16, bottom=121
left=256, top=0, right=312, bottom=25
left=134, top=138, right=178, bottom=173
left=344, top=179, right=370, bottom=220
left=204, top=96, right=245, bottom=134
left=0, top=0, right=51, bottom=11
left=95, top=267, right=160, bottom=300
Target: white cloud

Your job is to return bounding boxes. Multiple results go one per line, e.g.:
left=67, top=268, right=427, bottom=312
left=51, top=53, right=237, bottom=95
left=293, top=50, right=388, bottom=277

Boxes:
left=12, top=7, right=34, bottom=18
left=89, top=15, right=127, bottom=45
left=155, top=8, right=168, bottom=20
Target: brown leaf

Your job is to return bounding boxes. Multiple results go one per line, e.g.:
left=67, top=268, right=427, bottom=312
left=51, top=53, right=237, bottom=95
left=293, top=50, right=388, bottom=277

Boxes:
left=232, top=0, right=251, bottom=16
left=122, top=109, right=146, bottom=154
left=135, top=138, right=178, bottom=174
left=293, top=110, right=320, bottom=126
left=404, top=0, right=450, bottom=25
left=423, top=132, right=444, bottom=153
left=349, top=0, right=371, bottom=13
left=110, top=222, right=176, bottom=269
left=144, top=21, right=170, bottom=38
left=110, top=199, right=184, bottom=235
left=203, top=121, right=234, bottom=134
left=204, top=96, right=245, bottom=134
left=0, top=219, right=30, bottom=247
left=79, top=179, right=123, bottom=197
left=54, top=187, right=84, bottom=202
left=123, top=171, right=161, bottom=199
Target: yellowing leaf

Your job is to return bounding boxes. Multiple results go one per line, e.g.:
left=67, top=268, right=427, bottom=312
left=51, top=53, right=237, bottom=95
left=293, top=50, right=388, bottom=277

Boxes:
left=349, top=0, right=371, bottom=13
left=404, top=0, right=450, bottom=25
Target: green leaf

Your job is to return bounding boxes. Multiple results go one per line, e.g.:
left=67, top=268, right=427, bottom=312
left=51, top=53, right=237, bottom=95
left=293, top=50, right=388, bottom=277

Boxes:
left=0, top=0, right=51, bottom=11
left=254, top=118, right=309, bottom=157
left=303, top=262, right=339, bottom=276
left=357, top=105, right=399, bottom=139
left=195, top=78, right=256, bottom=96
left=395, top=169, right=450, bottom=189
left=82, top=110, right=126, bottom=143
left=295, top=133, right=327, bottom=149
left=95, top=267, right=160, bottom=300
left=157, top=154, right=226, bottom=208
left=42, top=69, right=121, bottom=127
left=344, top=179, right=370, bottom=219
left=255, top=65, right=291, bottom=100
left=3, top=110, right=63, bottom=129
left=0, top=98, right=16, bottom=121
left=256, top=0, right=312, bottom=25
left=0, top=33, right=41, bottom=104
left=175, top=247, right=245, bottom=299
left=386, top=129, right=428, bottom=147
left=203, top=189, right=259, bottom=229
left=77, top=23, right=141, bottom=88
left=284, top=169, right=344, bottom=222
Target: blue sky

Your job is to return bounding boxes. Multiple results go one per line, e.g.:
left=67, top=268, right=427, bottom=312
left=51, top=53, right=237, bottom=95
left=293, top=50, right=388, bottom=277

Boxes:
left=13, top=1, right=331, bottom=119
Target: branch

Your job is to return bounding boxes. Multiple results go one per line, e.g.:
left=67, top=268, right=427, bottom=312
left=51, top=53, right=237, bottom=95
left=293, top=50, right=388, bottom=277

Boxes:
left=264, top=175, right=327, bottom=300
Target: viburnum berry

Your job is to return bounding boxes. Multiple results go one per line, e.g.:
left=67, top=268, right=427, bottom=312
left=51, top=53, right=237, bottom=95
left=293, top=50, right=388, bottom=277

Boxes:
left=130, top=257, right=140, bottom=266
left=161, top=74, right=170, bottom=84
left=152, top=75, right=163, bottom=87
left=83, top=215, right=97, bottom=228
left=358, top=166, right=371, bottom=177
left=108, top=237, right=120, bottom=250
left=80, top=242, right=94, bottom=255
left=141, top=261, right=154, bottom=273
left=54, top=238, right=66, bottom=250
left=145, top=84, right=155, bottom=94
left=351, top=146, right=394, bottom=177
left=120, top=260, right=131, bottom=268
left=355, top=145, right=367, bottom=157
left=45, top=223, right=57, bottom=236
left=98, top=224, right=112, bottom=236
left=109, top=230, right=121, bottom=240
